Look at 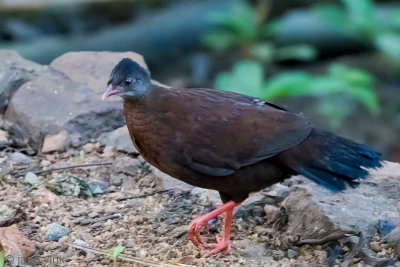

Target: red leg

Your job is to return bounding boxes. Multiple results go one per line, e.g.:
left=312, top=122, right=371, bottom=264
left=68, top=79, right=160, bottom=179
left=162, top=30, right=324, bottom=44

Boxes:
left=188, top=200, right=240, bottom=254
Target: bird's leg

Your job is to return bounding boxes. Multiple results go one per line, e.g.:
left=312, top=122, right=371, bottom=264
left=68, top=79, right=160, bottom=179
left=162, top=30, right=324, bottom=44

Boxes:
left=188, top=200, right=240, bottom=254
left=204, top=206, right=234, bottom=255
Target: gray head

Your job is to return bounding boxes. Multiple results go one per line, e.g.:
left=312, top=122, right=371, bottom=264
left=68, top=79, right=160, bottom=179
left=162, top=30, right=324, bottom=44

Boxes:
left=102, top=58, right=151, bottom=100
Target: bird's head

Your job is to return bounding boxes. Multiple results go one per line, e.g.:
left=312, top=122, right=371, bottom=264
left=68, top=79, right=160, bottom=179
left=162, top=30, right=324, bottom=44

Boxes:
left=102, top=58, right=151, bottom=100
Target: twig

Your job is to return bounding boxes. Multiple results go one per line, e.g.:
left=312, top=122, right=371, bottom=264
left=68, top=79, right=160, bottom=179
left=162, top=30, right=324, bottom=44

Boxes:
left=164, top=234, right=186, bottom=261
left=32, top=162, right=113, bottom=175
left=80, top=214, right=121, bottom=225
left=341, top=232, right=365, bottom=267
left=294, top=230, right=359, bottom=246
left=115, top=189, right=174, bottom=202
left=68, top=243, right=194, bottom=267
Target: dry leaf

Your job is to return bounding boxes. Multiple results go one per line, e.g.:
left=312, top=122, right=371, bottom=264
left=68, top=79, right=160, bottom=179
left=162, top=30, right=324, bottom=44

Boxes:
left=0, top=224, right=35, bottom=259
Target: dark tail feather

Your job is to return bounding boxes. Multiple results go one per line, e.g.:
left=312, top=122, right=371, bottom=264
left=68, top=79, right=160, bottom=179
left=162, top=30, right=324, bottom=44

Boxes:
left=279, top=129, right=383, bottom=192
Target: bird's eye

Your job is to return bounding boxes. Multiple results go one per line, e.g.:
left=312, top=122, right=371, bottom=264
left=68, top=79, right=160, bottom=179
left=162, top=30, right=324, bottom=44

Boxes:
left=125, top=78, right=134, bottom=86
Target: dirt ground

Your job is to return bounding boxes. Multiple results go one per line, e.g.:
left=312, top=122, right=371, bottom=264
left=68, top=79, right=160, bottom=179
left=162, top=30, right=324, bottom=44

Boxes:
left=0, top=144, right=398, bottom=267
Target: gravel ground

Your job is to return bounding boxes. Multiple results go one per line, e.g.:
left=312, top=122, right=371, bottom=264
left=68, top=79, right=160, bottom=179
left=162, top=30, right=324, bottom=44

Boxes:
left=0, top=144, right=398, bottom=267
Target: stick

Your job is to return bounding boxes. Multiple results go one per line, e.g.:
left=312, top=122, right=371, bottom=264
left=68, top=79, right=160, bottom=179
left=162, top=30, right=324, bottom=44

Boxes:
left=68, top=243, right=194, bottom=267
left=294, top=230, right=359, bottom=246
left=115, top=189, right=174, bottom=202
left=80, top=214, right=121, bottom=225
left=32, top=162, right=113, bottom=175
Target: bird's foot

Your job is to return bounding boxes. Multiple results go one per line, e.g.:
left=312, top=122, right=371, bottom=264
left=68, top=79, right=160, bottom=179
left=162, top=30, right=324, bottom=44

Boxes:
left=205, top=235, right=231, bottom=256
left=188, top=216, right=209, bottom=248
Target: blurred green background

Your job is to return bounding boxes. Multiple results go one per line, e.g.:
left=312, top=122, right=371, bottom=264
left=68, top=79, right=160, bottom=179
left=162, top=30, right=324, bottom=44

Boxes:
left=0, top=0, right=399, bottom=161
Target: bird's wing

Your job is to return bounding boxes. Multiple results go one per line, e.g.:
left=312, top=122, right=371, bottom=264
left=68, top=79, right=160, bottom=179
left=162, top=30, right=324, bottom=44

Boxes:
left=150, top=87, right=313, bottom=177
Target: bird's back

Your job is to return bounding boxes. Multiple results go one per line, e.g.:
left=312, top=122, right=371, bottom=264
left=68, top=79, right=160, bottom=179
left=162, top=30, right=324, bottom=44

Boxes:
left=123, top=85, right=381, bottom=202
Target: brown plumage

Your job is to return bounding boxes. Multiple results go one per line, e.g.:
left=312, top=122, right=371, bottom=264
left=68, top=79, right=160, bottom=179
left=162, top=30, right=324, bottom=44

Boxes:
left=103, top=58, right=382, bottom=255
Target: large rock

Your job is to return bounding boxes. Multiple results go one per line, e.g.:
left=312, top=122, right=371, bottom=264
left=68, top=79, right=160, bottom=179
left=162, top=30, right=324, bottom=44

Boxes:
left=100, top=125, right=138, bottom=154
left=0, top=50, right=45, bottom=113
left=151, top=167, right=194, bottom=193
left=5, top=51, right=148, bottom=147
left=49, top=51, right=148, bottom=96
left=385, top=226, right=400, bottom=255
left=283, top=161, right=400, bottom=240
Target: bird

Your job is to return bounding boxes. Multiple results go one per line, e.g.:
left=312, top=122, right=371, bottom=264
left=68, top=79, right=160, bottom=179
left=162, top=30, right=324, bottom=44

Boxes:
left=102, top=58, right=382, bottom=255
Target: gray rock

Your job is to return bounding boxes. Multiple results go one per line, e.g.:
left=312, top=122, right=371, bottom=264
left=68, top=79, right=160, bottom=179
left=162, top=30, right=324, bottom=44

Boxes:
left=0, top=50, right=44, bottom=113
left=385, top=226, right=400, bottom=255
left=0, top=130, right=9, bottom=143
left=100, top=126, right=137, bottom=154
left=24, top=172, right=41, bottom=186
left=8, top=152, right=31, bottom=164
left=73, top=239, right=89, bottom=248
left=46, top=223, right=68, bottom=241
left=5, top=51, right=148, bottom=147
left=0, top=162, right=9, bottom=175
left=283, top=161, right=400, bottom=240
left=287, top=249, right=298, bottom=259
left=263, top=204, right=281, bottom=225
left=190, top=187, right=221, bottom=206
left=152, top=167, right=194, bottom=193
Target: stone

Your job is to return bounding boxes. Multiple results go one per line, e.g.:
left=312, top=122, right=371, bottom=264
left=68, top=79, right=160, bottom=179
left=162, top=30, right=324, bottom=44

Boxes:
left=49, top=51, right=148, bottom=96
left=254, top=226, right=273, bottom=235
left=99, top=125, right=138, bottom=154
left=370, top=241, right=382, bottom=252
left=41, top=130, right=70, bottom=153
left=82, top=143, right=98, bottom=153
left=385, top=226, right=400, bottom=255
left=115, top=157, right=142, bottom=176
left=8, top=152, right=31, bottom=164
left=287, top=249, right=298, bottom=259
left=46, top=223, right=69, bottom=241
left=32, top=188, right=60, bottom=206
left=0, top=50, right=44, bottom=113
left=190, top=187, right=221, bottom=206
left=152, top=166, right=194, bottom=193
left=24, top=172, right=41, bottom=186
left=283, top=161, right=400, bottom=240
left=0, top=129, right=9, bottom=143
left=5, top=51, right=148, bottom=148
left=74, top=239, right=89, bottom=248
left=263, top=204, right=281, bottom=225
left=110, top=174, right=123, bottom=186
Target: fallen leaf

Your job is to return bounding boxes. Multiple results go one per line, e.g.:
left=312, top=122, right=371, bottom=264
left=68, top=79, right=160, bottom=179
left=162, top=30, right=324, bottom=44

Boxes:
left=0, top=224, right=35, bottom=259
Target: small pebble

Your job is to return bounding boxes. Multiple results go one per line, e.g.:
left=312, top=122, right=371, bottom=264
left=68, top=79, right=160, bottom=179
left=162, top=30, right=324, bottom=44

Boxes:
left=25, top=172, right=41, bottom=186
left=139, top=249, right=147, bottom=258
left=46, top=223, right=69, bottom=241
left=287, top=249, right=298, bottom=259
left=371, top=241, right=382, bottom=252
left=8, top=152, right=31, bottom=164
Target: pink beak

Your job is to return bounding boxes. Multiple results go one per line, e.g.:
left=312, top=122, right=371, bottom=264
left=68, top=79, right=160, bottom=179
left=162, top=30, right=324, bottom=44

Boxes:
left=102, top=84, right=124, bottom=100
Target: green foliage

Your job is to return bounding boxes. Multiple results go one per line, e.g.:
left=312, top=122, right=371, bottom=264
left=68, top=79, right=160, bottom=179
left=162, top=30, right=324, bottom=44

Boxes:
left=0, top=250, right=4, bottom=267
left=205, top=0, right=385, bottom=127
left=110, top=244, right=125, bottom=263
left=202, top=1, right=257, bottom=51
left=314, top=0, right=400, bottom=63
left=203, top=1, right=317, bottom=63
left=45, top=177, right=103, bottom=198
left=216, top=61, right=379, bottom=127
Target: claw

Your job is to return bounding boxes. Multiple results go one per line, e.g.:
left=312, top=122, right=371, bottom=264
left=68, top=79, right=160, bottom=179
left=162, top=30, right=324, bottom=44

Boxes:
left=204, top=235, right=231, bottom=256
left=187, top=201, right=240, bottom=255
left=188, top=217, right=208, bottom=247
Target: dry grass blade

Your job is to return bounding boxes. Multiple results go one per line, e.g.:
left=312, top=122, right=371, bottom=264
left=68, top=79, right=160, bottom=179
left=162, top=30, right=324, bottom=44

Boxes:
left=68, top=243, right=195, bottom=267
